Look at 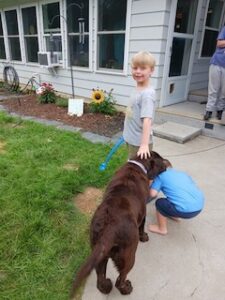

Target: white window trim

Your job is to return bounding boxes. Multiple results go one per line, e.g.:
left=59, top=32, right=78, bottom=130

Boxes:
left=20, top=3, right=40, bottom=65
left=64, top=0, right=92, bottom=71
left=39, top=0, right=64, bottom=65
left=94, top=0, right=132, bottom=75
left=199, top=0, right=225, bottom=59
left=0, top=10, right=7, bottom=61
left=4, top=6, right=23, bottom=63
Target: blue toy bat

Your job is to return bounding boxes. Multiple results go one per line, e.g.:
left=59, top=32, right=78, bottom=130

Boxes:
left=99, top=136, right=125, bottom=171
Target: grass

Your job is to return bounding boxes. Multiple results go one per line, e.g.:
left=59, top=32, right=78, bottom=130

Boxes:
left=0, top=111, right=126, bottom=300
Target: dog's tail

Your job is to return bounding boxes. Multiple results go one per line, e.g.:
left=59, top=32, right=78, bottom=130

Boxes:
left=70, top=234, right=113, bottom=298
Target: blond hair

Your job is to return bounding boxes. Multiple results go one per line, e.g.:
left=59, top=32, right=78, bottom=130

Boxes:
left=131, top=51, right=156, bottom=68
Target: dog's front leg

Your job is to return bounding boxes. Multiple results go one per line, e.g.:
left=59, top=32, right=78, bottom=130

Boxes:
left=139, top=216, right=149, bottom=242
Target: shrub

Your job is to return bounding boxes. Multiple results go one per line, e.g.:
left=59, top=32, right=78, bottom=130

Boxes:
left=36, top=83, right=57, bottom=104
left=89, top=88, right=117, bottom=115
left=55, top=97, right=68, bottom=108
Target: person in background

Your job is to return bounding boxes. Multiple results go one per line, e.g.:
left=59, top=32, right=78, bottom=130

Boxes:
left=148, top=159, right=205, bottom=235
left=204, top=26, right=225, bottom=121
left=123, top=51, right=156, bottom=159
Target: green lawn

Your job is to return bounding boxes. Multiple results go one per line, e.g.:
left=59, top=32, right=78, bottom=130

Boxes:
left=0, top=112, right=126, bottom=300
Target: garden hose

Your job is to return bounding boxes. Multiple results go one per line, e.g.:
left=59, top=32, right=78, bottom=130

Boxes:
left=3, top=65, right=20, bottom=92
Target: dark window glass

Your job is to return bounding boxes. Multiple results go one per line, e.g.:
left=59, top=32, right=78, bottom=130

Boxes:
left=22, top=7, right=37, bottom=35
left=69, top=35, right=89, bottom=67
left=5, top=10, right=19, bottom=35
left=169, top=37, right=192, bottom=76
left=98, top=0, right=127, bottom=31
left=174, top=0, right=198, bottom=34
left=206, top=0, right=223, bottom=28
left=201, top=29, right=218, bottom=57
left=42, top=2, right=60, bottom=33
left=0, top=14, right=3, bottom=35
left=0, top=38, right=6, bottom=59
left=98, top=34, right=125, bottom=70
left=9, top=37, right=21, bottom=60
left=0, top=14, right=6, bottom=59
left=25, top=37, right=39, bottom=62
left=67, top=0, right=89, bottom=33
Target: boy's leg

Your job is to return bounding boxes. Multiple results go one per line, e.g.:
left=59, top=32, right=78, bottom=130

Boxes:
left=148, top=197, right=179, bottom=235
left=148, top=210, right=168, bottom=235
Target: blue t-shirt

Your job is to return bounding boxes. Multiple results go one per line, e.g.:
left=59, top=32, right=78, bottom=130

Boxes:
left=210, top=26, right=225, bottom=68
left=151, top=168, right=204, bottom=213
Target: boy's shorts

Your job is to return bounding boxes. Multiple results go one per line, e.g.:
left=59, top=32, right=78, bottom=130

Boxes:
left=155, top=197, right=201, bottom=219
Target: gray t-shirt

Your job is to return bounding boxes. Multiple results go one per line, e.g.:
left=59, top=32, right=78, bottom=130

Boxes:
left=123, top=87, right=155, bottom=146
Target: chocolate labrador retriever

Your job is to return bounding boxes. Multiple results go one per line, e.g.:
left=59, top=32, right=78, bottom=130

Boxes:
left=71, top=151, right=165, bottom=297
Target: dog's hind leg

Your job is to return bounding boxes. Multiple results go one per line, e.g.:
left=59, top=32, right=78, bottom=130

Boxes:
left=96, top=258, right=113, bottom=294
left=114, top=244, right=137, bottom=295
left=139, top=217, right=149, bottom=242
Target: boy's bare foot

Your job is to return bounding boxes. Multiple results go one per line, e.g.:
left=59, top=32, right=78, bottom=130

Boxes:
left=148, top=224, right=167, bottom=235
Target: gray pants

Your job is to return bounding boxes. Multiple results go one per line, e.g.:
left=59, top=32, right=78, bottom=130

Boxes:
left=206, top=64, right=225, bottom=112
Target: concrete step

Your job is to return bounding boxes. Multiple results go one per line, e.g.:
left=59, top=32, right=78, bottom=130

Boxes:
left=188, top=89, right=208, bottom=104
left=155, top=108, right=225, bottom=141
left=153, top=121, right=201, bottom=143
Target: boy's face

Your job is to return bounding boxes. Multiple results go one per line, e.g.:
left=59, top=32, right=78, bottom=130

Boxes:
left=131, top=65, right=154, bottom=85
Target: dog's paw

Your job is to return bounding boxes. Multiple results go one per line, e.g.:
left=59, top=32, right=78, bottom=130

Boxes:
left=116, top=279, right=133, bottom=295
left=97, top=278, right=113, bottom=294
left=139, top=232, right=149, bottom=242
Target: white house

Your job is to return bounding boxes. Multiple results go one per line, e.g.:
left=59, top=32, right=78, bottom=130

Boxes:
left=0, top=0, right=224, bottom=108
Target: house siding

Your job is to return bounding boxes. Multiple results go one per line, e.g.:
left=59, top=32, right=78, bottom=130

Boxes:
left=0, top=0, right=170, bottom=107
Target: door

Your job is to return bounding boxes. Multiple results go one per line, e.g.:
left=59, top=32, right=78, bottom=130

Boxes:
left=163, top=0, right=199, bottom=106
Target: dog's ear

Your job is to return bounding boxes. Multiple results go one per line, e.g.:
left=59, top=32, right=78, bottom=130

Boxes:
left=150, top=151, right=164, bottom=160
left=147, top=158, right=166, bottom=180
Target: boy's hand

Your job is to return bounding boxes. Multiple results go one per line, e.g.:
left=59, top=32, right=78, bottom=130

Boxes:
left=137, top=145, right=151, bottom=159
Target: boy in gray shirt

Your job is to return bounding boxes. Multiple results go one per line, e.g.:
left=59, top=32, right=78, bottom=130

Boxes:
left=123, top=51, right=156, bottom=159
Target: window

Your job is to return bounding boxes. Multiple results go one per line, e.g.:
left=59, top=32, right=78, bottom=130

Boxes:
left=22, top=6, right=39, bottom=63
left=5, top=9, right=21, bottom=61
left=42, top=2, right=62, bottom=59
left=97, top=0, right=127, bottom=71
left=0, top=13, right=6, bottom=59
left=67, top=0, right=89, bottom=67
left=201, top=0, right=225, bottom=57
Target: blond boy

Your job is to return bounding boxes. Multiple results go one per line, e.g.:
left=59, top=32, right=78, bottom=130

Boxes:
left=123, top=51, right=156, bottom=159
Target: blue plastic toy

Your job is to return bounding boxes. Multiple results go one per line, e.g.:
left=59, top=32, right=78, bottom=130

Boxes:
left=99, top=136, right=125, bottom=171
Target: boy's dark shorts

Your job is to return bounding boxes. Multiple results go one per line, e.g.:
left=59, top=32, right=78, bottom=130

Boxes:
left=155, top=197, right=201, bottom=219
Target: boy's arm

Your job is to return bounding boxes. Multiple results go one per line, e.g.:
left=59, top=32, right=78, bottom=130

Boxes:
left=137, top=117, right=152, bottom=159
left=217, top=40, right=225, bottom=47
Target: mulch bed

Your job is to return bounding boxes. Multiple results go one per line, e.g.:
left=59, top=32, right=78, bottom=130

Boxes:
left=1, top=94, right=125, bottom=137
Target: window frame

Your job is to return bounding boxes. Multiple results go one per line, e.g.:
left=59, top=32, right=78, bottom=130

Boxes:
left=0, top=11, right=7, bottom=61
left=94, top=0, right=131, bottom=75
left=199, top=0, right=225, bottom=59
left=20, top=3, right=40, bottom=65
left=4, top=7, right=23, bottom=62
left=39, top=0, right=64, bottom=64
left=65, top=0, right=92, bottom=70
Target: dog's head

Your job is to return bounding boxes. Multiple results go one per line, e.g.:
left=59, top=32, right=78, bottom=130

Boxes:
left=131, top=151, right=166, bottom=180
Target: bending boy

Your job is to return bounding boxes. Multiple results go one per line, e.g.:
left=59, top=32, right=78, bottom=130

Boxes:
left=149, top=160, right=205, bottom=235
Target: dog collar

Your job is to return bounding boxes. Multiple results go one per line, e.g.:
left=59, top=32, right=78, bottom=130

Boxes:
left=128, top=159, right=147, bottom=174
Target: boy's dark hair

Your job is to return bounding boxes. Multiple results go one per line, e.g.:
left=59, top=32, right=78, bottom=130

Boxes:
left=163, top=159, right=172, bottom=168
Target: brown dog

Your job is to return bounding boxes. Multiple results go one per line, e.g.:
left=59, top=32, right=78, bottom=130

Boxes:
left=71, top=151, right=165, bottom=297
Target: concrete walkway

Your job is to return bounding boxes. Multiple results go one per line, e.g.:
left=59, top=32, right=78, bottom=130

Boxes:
left=1, top=104, right=225, bottom=299
left=82, top=135, right=225, bottom=300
